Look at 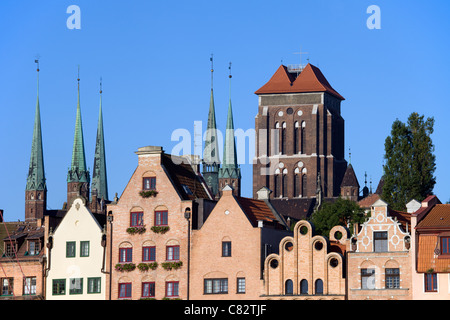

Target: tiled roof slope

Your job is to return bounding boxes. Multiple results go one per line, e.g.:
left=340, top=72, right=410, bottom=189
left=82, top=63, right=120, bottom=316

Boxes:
left=340, top=164, right=360, bottom=188
left=417, top=235, right=450, bottom=273
left=255, top=63, right=345, bottom=100
left=416, top=204, right=450, bottom=229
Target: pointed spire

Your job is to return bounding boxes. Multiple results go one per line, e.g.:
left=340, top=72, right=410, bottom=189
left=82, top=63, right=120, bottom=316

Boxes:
left=91, top=77, right=108, bottom=200
left=203, top=54, right=220, bottom=166
left=26, top=60, right=46, bottom=191
left=68, top=66, right=89, bottom=183
left=219, top=62, right=240, bottom=179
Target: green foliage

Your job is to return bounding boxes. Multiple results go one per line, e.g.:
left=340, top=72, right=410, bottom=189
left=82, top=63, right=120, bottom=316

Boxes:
left=309, top=197, right=365, bottom=237
left=382, top=112, right=436, bottom=210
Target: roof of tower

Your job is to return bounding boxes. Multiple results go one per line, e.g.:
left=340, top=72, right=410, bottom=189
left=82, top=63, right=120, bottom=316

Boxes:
left=254, top=63, right=345, bottom=100
left=68, top=77, right=89, bottom=183
left=340, top=164, right=360, bottom=189
left=91, top=85, right=108, bottom=200
left=26, top=66, right=46, bottom=191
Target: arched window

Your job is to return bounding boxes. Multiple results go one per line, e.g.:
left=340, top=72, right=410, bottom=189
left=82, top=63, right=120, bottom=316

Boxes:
left=285, top=279, right=293, bottom=295
left=302, top=174, right=307, bottom=197
left=301, top=121, right=306, bottom=154
left=294, top=122, right=299, bottom=154
left=281, top=122, right=286, bottom=154
left=300, top=279, right=308, bottom=294
left=315, top=279, right=323, bottom=295
left=282, top=168, right=288, bottom=197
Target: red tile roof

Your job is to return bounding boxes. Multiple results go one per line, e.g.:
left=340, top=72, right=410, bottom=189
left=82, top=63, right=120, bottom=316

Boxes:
left=416, top=204, right=450, bottom=229
left=417, top=235, right=450, bottom=273
left=255, top=63, right=345, bottom=100
left=236, top=197, right=278, bottom=225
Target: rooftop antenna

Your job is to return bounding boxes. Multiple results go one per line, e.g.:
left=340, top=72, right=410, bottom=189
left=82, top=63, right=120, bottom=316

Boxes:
left=348, top=147, right=352, bottom=164
left=293, top=46, right=309, bottom=70
left=228, top=62, right=232, bottom=98
left=99, top=76, right=102, bottom=94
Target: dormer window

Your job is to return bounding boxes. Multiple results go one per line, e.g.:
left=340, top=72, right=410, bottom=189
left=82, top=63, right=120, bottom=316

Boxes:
left=28, top=240, right=40, bottom=256
left=4, top=242, right=15, bottom=258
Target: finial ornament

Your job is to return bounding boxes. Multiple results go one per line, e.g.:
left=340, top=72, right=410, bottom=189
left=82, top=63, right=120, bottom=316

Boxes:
left=100, top=77, right=103, bottom=94
left=210, top=54, right=214, bottom=89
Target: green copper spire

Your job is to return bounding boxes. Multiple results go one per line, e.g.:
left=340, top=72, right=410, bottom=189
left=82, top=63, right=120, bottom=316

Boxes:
left=67, top=68, right=90, bottom=184
left=219, top=62, right=240, bottom=180
left=26, top=60, right=46, bottom=191
left=91, top=79, right=108, bottom=200
left=202, top=55, right=220, bottom=197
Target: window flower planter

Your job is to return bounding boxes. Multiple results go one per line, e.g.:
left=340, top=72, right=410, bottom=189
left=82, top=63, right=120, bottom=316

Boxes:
left=161, top=261, right=183, bottom=271
left=115, top=263, right=136, bottom=272
left=126, top=226, right=146, bottom=235
left=151, top=226, right=170, bottom=234
left=139, top=190, right=158, bottom=198
left=137, top=262, right=158, bottom=272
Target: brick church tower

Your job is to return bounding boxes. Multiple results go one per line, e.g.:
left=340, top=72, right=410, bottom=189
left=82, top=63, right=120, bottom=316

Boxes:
left=253, top=63, right=347, bottom=200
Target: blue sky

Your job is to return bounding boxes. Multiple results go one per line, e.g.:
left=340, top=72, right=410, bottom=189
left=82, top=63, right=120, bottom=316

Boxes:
left=1, top=0, right=449, bottom=221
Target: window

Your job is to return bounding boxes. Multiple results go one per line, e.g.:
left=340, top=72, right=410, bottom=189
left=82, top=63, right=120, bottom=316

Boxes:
left=300, top=279, right=308, bottom=294
left=4, top=242, right=15, bottom=258
left=315, top=279, right=323, bottom=294
left=166, top=281, right=179, bottom=297
left=142, top=246, right=156, bottom=262
left=237, top=278, right=246, bottom=294
left=130, top=212, right=144, bottom=227
left=28, top=241, right=39, bottom=256
left=361, top=268, right=375, bottom=289
left=80, top=241, right=90, bottom=257
left=88, top=278, right=101, bottom=294
left=166, top=246, right=180, bottom=261
left=69, top=278, right=83, bottom=295
left=66, top=241, right=76, bottom=258
left=302, top=174, right=307, bottom=197
left=143, top=177, right=156, bottom=190
left=222, top=241, right=232, bottom=257
left=119, top=283, right=132, bottom=299
left=374, top=231, right=388, bottom=252
left=285, top=279, right=293, bottom=295
left=142, top=282, right=155, bottom=298
left=204, top=279, right=228, bottom=294
left=52, top=279, right=65, bottom=295
left=155, top=211, right=168, bottom=226
left=385, top=268, right=400, bottom=289
left=1, top=278, right=13, bottom=296
left=441, top=237, right=450, bottom=254
left=425, top=273, right=437, bottom=292
left=23, top=277, right=36, bottom=295
left=119, top=248, right=133, bottom=262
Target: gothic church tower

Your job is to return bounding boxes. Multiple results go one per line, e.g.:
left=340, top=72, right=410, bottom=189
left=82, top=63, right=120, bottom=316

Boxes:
left=253, top=63, right=347, bottom=200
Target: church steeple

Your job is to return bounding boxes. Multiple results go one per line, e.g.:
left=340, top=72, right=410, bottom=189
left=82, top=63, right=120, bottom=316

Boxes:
left=202, top=55, right=220, bottom=198
left=219, top=62, right=241, bottom=197
left=25, top=60, right=47, bottom=221
left=67, top=67, right=90, bottom=207
left=91, top=78, right=108, bottom=202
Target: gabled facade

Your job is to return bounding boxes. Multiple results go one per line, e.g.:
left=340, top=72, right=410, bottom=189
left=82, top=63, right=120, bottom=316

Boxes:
left=107, top=146, right=212, bottom=300
left=190, top=186, right=289, bottom=300
left=411, top=195, right=450, bottom=299
left=44, top=197, right=107, bottom=300
left=262, top=220, right=349, bottom=299
left=0, top=220, right=46, bottom=299
left=347, top=199, right=412, bottom=300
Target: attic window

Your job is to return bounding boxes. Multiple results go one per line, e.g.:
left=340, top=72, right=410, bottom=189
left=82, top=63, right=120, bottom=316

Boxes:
left=182, top=185, right=193, bottom=195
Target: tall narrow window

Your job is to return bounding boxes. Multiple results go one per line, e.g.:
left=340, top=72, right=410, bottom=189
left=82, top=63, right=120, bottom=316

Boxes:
left=222, top=241, right=232, bottom=257
left=315, top=279, right=323, bottom=294
left=300, top=279, right=308, bottom=294
left=301, top=121, right=306, bottom=154
left=294, top=122, right=299, bottom=154
left=66, top=241, right=76, bottom=258
left=80, top=241, right=90, bottom=257
left=281, top=122, right=286, bottom=154
left=374, top=231, right=388, bottom=252
left=0, top=278, right=13, bottom=296
left=274, top=171, right=280, bottom=198
left=23, top=277, right=36, bottom=295
left=302, top=174, right=307, bottom=197
left=441, top=237, right=450, bottom=254
left=425, top=273, right=437, bottom=292
left=282, top=173, right=287, bottom=198
left=361, top=268, right=375, bottom=289
left=237, top=278, right=246, bottom=294
left=285, top=279, right=293, bottom=295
